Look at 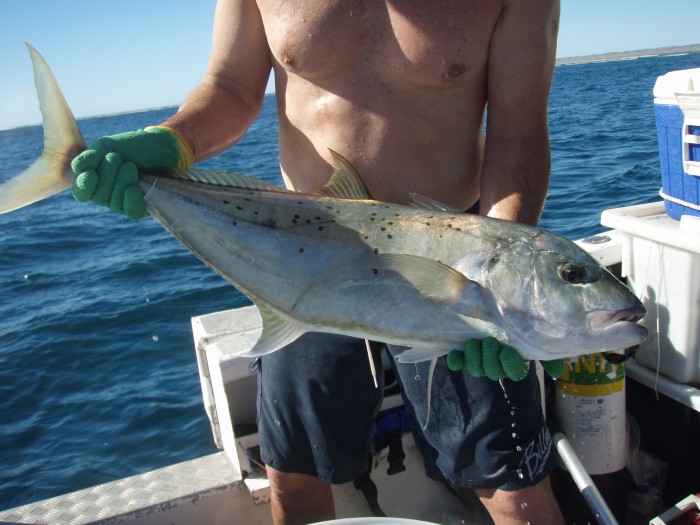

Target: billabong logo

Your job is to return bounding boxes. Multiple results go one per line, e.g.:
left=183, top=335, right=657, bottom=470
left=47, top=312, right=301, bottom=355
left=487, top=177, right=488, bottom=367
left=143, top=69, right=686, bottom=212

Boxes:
left=518, top=426, right=552, bottom=481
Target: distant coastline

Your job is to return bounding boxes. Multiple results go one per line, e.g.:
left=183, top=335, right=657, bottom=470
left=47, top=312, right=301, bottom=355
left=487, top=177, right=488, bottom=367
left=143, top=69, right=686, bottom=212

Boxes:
left=556, top=44, right=700, bottom=65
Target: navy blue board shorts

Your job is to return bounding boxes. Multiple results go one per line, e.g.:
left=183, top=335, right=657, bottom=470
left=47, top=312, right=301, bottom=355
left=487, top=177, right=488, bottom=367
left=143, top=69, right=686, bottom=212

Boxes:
left=257, top=333, right=557, bottom=490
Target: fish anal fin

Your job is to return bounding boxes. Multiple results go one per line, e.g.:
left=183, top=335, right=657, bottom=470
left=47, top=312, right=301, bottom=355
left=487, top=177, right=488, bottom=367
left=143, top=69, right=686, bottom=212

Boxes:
left=395, top=346, right=447, bottom=364
left=244, top=301, right=306, bottom=357
left=313, top=150, right=373, bottom=200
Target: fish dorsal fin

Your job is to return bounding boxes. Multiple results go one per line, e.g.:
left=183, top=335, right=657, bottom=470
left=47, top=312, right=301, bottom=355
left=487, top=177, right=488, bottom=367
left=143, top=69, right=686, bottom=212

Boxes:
left=409, top=193, right=462, bottom=213
left=166, top=168, right=294, bottom=194
left=244, top=301, right=307, bottom=357
left=313, top=149, right=372, bottom=200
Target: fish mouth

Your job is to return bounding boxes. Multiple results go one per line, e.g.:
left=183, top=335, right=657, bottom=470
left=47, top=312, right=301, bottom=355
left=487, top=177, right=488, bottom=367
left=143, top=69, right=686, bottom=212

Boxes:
left=587, top=305, right=647, bottom=340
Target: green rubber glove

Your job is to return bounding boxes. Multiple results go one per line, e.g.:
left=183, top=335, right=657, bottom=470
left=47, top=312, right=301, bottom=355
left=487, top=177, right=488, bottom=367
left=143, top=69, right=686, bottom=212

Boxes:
left=447, top=337, right=565, bottom=381
left=71, top=126, right=194, bottom=220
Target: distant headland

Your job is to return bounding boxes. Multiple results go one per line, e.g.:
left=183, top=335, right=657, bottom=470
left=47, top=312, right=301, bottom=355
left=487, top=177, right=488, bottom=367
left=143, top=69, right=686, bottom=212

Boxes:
left=556, top=44, right=700, bottom=65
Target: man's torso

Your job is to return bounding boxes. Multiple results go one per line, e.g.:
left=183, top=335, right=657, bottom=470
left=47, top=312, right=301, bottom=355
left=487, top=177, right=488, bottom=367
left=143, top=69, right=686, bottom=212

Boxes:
left=256, top=0, right=506, bottom=210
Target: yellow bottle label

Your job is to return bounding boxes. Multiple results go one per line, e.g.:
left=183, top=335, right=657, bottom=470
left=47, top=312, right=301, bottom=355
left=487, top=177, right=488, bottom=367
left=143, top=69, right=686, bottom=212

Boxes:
left=555, top=353, right=625, bottom=396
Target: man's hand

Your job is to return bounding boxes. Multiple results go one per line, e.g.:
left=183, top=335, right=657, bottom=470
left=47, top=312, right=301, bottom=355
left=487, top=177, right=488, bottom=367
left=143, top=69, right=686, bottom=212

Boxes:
left=71, top=126, right=194, bottom=220
left=447, top=337, right=565, bottom=381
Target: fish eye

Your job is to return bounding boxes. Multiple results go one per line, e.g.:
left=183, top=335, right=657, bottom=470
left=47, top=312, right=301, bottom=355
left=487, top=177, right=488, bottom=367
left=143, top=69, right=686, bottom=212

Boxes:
left=560, top=263, right=586, bottom=284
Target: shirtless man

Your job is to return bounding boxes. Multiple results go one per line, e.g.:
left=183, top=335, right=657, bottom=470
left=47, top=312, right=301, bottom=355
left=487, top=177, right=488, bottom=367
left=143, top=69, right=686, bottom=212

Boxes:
left=72, top=1, right=563, bottom=523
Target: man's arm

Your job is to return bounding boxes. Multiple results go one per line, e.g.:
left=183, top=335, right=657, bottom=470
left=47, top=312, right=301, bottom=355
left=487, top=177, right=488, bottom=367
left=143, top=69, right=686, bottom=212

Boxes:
left=479, top=0, right=560, bottom=226
left=162, top=0, right=272, bottom=162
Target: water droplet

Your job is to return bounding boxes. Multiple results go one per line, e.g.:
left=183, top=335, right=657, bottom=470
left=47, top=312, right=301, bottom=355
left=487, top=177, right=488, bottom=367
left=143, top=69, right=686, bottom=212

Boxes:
left=511, top=422, right=517, bottom=428
left=23, top=274, right=30, bottom=280
left=516, top=445, right=523, bottom=452
left=152, top=335, right=159, bottom=342
left=521, top=502, right=528, bottom=509
left=275, top=420, right=281, bottom=426
left=414, top=374, right=421, bottom=381
left=512, top=432, right=518, bottom=438
left=518, top=471, right=524, bottom=479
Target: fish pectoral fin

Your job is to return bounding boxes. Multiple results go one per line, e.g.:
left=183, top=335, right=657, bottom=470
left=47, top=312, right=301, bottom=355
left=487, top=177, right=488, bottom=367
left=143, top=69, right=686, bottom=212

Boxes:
left=394, top=346, right=447, bottom=364
left=291, top=253, right=479, bottom=314
left=244, top=301, right=306, bottom=357
left=365, top=254, right=478, bottom=305
left=408, top=193, right=462, bottom=213
left=312, top=150, right=373, bottom=200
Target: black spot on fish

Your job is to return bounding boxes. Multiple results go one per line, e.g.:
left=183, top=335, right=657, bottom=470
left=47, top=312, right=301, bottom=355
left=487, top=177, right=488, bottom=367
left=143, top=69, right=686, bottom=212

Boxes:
left=373, top=248, right=379, bottom=255
left=380, top=227, right=386, bottom=231
left=294, top=214, right=300, bottom=219
left=447, top=224, right=452, bottom=228
left=388, top=222, right=393, bottom=226
left=315, top=216, right=321, bottom=221
left=244, top=198, right=251, bottom=202
left=364, top=236, right=369, bottom=240
left=387, top=234, right=393, bottom=239
left=292, top=219, right=298, bottom=224
left=232, top=221, right=237, bottom=226
left=318, top=226, right=324, bottom=231
left=236, top=206, right=243, bottom=210
left=254, top=211, right=259, bottom=215
left=426, top=222, right=431, bottom=226
left=372, top=268, right=378, bottom=274
left=299, top=247, right=305, bottom=253
left=306, top=219, right=311, bottom=224
left=223, top=200, right=230, bottom=205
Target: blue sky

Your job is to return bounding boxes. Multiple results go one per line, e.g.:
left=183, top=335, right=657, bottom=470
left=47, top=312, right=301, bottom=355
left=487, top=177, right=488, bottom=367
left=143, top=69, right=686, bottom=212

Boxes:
left=1, top=0, right=699, bottom=130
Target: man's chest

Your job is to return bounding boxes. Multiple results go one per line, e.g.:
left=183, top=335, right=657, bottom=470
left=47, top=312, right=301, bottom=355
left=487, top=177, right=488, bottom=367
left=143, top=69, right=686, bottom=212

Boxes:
left=258, top=0, right=503, bottom=88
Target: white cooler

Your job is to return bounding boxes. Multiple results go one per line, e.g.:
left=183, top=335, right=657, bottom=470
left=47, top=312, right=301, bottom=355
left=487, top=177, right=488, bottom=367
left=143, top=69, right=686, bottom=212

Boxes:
left=601, top=201, right=700, bottom=384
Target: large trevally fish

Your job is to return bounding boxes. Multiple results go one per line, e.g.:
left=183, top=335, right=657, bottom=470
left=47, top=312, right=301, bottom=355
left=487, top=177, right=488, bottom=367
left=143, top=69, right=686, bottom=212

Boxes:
left=0, top=45, right=647, bottom=363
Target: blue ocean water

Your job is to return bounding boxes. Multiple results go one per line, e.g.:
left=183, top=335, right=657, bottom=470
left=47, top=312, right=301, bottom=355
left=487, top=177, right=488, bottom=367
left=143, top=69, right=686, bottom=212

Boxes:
left=0, top=52, right=698, bottom=510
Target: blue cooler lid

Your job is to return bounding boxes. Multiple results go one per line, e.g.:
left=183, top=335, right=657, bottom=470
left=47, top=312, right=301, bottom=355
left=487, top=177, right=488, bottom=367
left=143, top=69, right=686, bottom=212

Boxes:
left=655, top=68, right=700, bottom=183
left=653, top=68, right=700, bottom=110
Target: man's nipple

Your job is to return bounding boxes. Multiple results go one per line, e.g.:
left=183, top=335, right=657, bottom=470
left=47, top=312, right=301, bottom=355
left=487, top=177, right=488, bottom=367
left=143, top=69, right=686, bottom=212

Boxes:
left=442, top=61, right=467, bottom=82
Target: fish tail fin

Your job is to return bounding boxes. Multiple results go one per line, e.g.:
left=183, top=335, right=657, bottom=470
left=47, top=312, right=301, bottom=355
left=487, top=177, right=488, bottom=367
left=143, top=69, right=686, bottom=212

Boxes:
left=0, top=44, right=86, bottom=214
